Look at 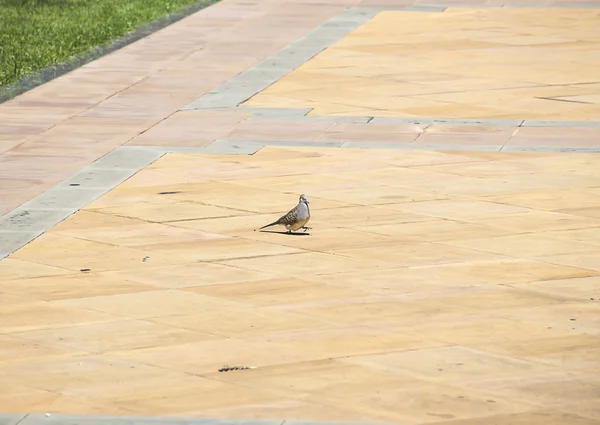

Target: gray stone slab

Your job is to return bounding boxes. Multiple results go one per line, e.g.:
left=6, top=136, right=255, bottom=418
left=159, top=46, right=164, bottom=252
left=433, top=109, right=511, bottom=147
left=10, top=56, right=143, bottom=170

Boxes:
left=522, top=120, right=600, bottom=127
left=183, top=93, right=249, bottom=110
left=136, top=146, right=221, bottom=154
left=369, top=117, right=525, bottom=126
left=261, top=140, right=343, bottom=148
left=0, top=207, right=76, bottom=233
left=404, top=5, right=447, bottom=11
left=85, top=146, right=163, bottom=170
left=502, top=146, right=600, bottom=154
left=202, top=140, right=264, bottom=154
left=60, top=168, right=138, bottom=189
left=18, top=187, right=108, bottom=210
left=241, top=107, right=313, bottom=118
left=0, top=413, right=28, bottom=425
left=0, top=231, right=44, bottom=259
left=340, top=142, right=503, bottom=151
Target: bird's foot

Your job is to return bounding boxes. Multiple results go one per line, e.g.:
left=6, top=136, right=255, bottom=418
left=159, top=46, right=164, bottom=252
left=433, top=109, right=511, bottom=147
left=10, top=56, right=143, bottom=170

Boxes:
left=301, top=226, right=312, bottom=232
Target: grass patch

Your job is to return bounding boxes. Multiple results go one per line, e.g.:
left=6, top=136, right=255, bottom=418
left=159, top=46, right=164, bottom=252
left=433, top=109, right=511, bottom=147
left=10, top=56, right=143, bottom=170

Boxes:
left=0, top=0, right=214, bottom=87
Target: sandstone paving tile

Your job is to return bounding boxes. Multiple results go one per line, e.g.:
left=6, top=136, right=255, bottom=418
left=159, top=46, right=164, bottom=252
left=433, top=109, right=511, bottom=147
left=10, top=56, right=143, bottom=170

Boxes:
left=544, top=227, right=600, bottom=247
left=208, top=358, right=427, bottom=400
left=0, top=300, right=119, bottom=333
left=200, top=193, right=351, bottom=214
left=13, top=319, right=218, bottom=354
left=556, top=207, right=600, bottom=220
left=339, top=345, right=558, bottom=386
left=312, top=204, right=434, bottom=228
left=110, top=337, right=322, bottom=376
left=82, top=187, right=183, bottom=209
left=331, top=241, right=506, bottom=267
left=221, top=251, right=394, bottom=277
left=0, top=259, right=75, bottom=281
left=0, top=273, right=156, bottom=301
left=185, top=277, right=368, bottom=306
left=128, top=237, right=303, bottom=262
left=417, top=160, right=538, bottom=178
left=69, top=373, right=292, bottom=417
left=399, top=173, right=563, bottom=197
left=483, top=190, right=600, bottom=212
left=460, top=210, right=600, bottom=233
left=0, top=334, right=85, bottom=365
left=308, top=266, right=485, bottom=295
left=96, top=168, right=211, bottom=190
left=513, top=276, right=600, bottom=301
left=55, top=289, right=251, bottom=320
left=89, top=199, right=247, bottom=223
left=498, top=172, right=600, bottom=192
left=442, top=233, right=600, bottom=259
left=287, top=296, right=463, bottom=328
left=537, top=252, right=600, bottom=273
left=148, top=306, right=335, bottom=338
left=244, top=326, right=446, bottom=362
left=282, top=367, right=532, bottom=425
left=382, top=149, right=496, bottom=167
left=245, top=228, right=405, bottom=252
left=491, top=301, right=600, bottom=333
left=456, top=371, right=600, bottom=421
left=0, top=353, right=192, bottom=394
left=388, top=258, right=597, bottom=286
left=379, top=199, right=530, bottom=220
left=0, top=381, right=137, bottom=416
left=390, top=286, right=568, bottom=315
left=468, top=333, right=600, bottom=370
left=331, top=166, right=461, bottom=187
left=163, top=181, right=280, bottom=202
left=355, top=219, right=516, bottom=241
left=100, top=262, right=278, bottom=289
left=162, top=213, right=300, bottom=235
left=398, top=315, right=578, bottom=347
left=10, top=233, right=187, bottom=272
left=309, top=185, right=446, bottom=206
left=52, top=214, right=228, bottom=248
left=225, top=172, right=381, bottom=193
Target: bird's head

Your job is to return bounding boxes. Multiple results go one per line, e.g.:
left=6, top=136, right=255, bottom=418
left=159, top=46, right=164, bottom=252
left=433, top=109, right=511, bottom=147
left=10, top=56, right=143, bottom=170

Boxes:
left=299, top=194, right=309, bottom=204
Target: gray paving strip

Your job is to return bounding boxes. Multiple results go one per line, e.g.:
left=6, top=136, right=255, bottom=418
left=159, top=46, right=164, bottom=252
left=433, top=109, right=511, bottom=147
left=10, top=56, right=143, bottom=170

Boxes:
left=2, top=140, right=600, bottom=260
left=0, top=413, right=406, bottom=425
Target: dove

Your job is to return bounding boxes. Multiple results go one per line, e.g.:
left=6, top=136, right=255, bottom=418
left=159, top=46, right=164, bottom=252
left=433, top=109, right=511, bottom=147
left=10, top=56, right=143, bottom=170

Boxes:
left=258, top=194, right=311, bottom=234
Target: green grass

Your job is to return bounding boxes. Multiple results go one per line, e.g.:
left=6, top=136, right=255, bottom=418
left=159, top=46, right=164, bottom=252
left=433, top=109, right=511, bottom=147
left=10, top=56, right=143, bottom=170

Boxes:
left=0, top=0, right=212, bottom=87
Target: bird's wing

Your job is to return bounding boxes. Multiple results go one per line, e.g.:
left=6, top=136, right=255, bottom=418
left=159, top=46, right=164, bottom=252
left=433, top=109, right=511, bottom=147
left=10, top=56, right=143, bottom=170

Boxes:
left=278, top=204, right=301, bottom=226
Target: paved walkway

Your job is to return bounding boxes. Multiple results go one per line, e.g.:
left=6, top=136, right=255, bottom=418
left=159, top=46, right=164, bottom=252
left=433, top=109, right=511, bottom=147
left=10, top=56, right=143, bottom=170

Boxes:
left=1, top=0, right=600, bottom=424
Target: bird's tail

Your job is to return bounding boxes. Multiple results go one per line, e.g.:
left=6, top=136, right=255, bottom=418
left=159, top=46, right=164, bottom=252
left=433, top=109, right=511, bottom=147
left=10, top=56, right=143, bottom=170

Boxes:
left=259, top=219, right=281, bottom=230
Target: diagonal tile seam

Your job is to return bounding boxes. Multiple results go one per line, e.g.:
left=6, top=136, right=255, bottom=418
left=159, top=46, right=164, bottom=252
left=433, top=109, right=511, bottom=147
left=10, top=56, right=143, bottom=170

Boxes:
left=3, top=140, right=600, bottom=260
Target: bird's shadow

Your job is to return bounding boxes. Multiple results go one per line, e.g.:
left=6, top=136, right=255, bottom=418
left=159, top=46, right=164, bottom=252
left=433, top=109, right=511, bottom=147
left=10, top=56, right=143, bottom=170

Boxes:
left=256, top=230, right=311, bottom=236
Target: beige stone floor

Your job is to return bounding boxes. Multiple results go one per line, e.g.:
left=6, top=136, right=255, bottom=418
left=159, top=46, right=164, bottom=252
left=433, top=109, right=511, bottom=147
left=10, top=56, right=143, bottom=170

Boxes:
left=1, top=146, right=599, bottom=424
left=243, top=8, right=600, bottom=120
